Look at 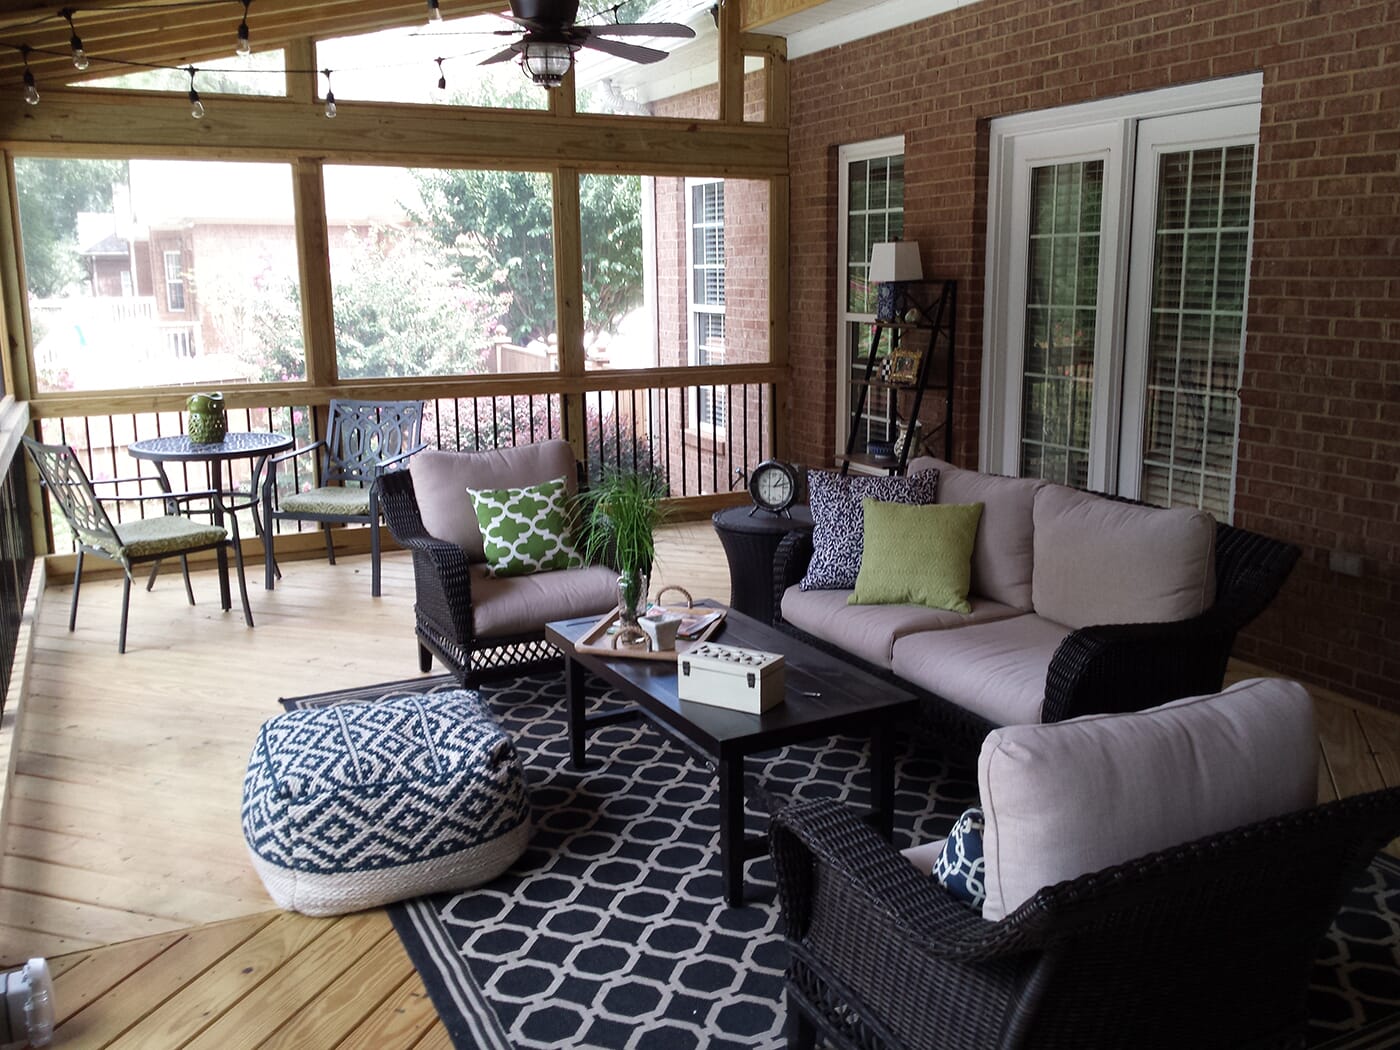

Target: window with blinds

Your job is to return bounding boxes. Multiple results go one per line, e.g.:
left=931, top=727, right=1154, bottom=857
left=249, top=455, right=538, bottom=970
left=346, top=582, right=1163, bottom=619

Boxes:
left=688, top=179, right=726, bottom=428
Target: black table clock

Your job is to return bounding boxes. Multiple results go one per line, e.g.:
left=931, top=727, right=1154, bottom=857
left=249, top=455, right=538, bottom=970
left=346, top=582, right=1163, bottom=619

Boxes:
left=748, top=459, right=800, bottom=516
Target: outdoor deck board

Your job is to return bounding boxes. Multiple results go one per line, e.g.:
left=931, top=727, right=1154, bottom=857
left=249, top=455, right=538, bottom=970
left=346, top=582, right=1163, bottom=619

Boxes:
left=0, top=532, right=1395, bottom=1046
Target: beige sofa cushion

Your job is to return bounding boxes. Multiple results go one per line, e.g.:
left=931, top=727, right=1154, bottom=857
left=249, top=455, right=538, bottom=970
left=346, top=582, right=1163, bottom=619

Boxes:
left=889, top=614, right=1070, bottom=726
left=909, top=457, right=1044, bottom=612
left=411, top=441, right=579, bottom=561
left=1031, top=484, right=1216, bottom=630
left=976, top=678, right=1316, bottom=920
left=781, top=584, right=1023, bottom=669
left=469, top=563, right=618, bottom=638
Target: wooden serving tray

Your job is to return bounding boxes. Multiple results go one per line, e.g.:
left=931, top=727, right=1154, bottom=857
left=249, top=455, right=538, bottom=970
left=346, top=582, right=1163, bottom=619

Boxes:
left=572, top=605, right=726, bottom=661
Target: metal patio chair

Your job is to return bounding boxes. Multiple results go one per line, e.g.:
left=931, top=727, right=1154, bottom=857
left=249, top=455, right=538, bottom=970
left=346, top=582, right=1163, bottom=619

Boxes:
left=260, top=399, right=426, bottom=597
left=24, top=436, right=252, bottom=653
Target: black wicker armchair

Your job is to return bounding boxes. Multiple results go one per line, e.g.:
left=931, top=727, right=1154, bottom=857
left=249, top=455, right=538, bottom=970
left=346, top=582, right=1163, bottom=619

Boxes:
left=773, top=518, right=1301, bottom=745
left=772, top=789, right=1400, bottom=1050
left=377, top=444, right=616, bottom=684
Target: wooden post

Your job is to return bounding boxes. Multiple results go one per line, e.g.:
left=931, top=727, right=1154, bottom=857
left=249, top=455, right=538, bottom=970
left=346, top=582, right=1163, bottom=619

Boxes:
left=718, top=0, right=745, bottom=125
left=552, top=167, right=587, bottom=467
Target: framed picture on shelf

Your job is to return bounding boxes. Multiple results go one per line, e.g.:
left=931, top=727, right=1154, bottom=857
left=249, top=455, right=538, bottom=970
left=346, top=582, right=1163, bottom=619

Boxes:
left=888, top=347, right=923, bottom=385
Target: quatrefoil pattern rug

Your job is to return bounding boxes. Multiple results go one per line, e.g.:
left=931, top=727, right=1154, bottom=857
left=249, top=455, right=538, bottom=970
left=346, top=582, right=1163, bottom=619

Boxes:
left=284, top=675, right=1400, bottom=1050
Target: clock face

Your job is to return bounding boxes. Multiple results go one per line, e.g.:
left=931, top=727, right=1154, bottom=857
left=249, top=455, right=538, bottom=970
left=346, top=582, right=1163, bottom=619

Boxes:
left=750, top=460, right=798, bottom=511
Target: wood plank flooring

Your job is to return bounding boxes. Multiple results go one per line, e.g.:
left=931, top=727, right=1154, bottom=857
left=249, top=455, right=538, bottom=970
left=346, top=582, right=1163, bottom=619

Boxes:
left=0, top=521, right=1394, bottom=1047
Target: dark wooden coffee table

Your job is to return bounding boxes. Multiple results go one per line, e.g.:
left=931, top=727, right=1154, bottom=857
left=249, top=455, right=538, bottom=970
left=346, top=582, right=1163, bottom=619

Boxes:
left=544, top=603, right=917, bottom=906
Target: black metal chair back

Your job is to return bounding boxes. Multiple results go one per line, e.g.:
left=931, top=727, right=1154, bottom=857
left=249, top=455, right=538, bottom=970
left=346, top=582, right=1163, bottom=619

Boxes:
left=23, top=437, right=123, bottom=564
left=322, top=399, right=426, bottom=488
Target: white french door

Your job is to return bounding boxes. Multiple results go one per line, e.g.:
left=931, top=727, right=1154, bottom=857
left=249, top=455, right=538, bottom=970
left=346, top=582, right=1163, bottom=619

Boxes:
left=983, top=76, right=1261, bottom=521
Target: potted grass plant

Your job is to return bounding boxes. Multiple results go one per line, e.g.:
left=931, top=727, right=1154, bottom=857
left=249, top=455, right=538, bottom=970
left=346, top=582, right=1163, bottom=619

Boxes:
left=583, top=469, right=668, bottom=649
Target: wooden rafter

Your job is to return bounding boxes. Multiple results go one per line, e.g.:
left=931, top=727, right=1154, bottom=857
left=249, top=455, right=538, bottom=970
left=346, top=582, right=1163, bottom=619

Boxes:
left=0, top=1, right=501, bottom=92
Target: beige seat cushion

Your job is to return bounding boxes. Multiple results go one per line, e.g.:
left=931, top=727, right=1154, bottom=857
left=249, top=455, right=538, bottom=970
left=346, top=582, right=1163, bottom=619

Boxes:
left=412, top=441, right=578, bottom=560
left=900, top=838, right=947, bottom=877
left=469, top=563, right=618, bottom=638
left=976, top=678, right=1316, bottom=920
left=1030, top=484, right=1216, bottom=630
left=889, top=614, right=1069, bottom=726
left=909, top=457, right=1045, bottom=612
left=781, top=584, right=1022, bottom=669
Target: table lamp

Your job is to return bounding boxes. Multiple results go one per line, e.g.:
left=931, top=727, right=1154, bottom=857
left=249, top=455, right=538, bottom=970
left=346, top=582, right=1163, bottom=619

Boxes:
left=869, top=240, right=923, bottom=321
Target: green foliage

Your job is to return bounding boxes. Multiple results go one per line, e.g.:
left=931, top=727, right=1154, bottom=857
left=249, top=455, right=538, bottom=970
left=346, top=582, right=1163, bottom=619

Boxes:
left=218, top=225, right=508, bottom=382
left=15, top=158, right=127, bottom=297
left=582, top=469, right=669, bottom=577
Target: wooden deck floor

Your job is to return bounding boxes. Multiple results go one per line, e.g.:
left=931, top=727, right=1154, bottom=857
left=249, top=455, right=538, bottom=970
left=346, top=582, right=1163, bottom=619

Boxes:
left=0, top=521, right=1395, bottom=1047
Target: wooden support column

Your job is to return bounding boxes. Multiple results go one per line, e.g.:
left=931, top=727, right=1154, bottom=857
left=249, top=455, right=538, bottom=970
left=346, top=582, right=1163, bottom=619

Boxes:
left=552, top=167, right=586, bottom=467
left=718, top=0, right=745, bottom=125
left=0, top=155, right=45, bottom=553
left=285, top=38, right=318, bottom=105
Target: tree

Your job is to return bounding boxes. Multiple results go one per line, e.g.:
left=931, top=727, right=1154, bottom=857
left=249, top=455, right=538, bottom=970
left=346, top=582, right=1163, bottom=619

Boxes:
left=214, top=225, right=507, bottom=383
left=408, top=80, right=645, bottom=344
left=15, top=158, right=127, bottom=298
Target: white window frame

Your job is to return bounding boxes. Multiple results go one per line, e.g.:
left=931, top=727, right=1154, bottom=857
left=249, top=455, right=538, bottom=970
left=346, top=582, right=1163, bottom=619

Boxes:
left=685, top=177, right=726, bottom=435
left=835, top=136, right=905, bottom=461
left=162, top=248, right=186, bottom=312
left=982, top=74, right=1262, bottom=510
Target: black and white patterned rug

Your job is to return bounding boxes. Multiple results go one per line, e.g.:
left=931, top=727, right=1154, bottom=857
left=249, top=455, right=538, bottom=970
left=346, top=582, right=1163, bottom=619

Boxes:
left=283, top=674, right=1400, bottom=1050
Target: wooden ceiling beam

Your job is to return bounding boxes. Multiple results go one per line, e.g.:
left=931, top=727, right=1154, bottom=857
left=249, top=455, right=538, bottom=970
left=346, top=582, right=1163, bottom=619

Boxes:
left=738, top=0, right=829, bottom=31
left=0, top=1, right=502, bottom=91
left=0, top=89, right=789, bottom=177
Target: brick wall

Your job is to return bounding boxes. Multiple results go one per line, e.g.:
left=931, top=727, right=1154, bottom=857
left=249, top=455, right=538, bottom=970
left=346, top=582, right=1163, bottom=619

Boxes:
left=789, top=0, right=1400, bottom=709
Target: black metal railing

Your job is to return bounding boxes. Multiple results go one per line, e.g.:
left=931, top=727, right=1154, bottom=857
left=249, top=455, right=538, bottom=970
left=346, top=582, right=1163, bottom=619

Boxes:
left=0, top=409, right=35, bottom=717
left=30, top=377, right=774, bottom=552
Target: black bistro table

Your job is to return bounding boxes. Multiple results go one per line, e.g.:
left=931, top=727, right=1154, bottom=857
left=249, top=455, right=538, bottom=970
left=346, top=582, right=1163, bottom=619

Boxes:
left=128, top=432, right=293, bottom=622
left=545, top=602, right=916, bottom=906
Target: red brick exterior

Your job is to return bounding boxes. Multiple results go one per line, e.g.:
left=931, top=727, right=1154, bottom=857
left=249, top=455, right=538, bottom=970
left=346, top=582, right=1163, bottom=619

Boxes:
left=788, top=0, right=1400, bottom=709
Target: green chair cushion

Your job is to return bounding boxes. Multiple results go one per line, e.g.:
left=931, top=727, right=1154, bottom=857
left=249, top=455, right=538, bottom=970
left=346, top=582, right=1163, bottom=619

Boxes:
left=86, top=516, right=228, bottom=560
left=279, top=487, right=372, bottom=517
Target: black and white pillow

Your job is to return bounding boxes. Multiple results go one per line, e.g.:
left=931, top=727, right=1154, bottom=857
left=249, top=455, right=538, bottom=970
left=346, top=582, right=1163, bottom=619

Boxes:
left=933, top=806, right=986, bottom=908
left=799, top=468, right=938, bottom=590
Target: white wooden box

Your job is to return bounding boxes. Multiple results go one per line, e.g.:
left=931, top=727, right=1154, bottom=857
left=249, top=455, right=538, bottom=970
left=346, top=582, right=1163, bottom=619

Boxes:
left=677, top=642, right=786, bottom=713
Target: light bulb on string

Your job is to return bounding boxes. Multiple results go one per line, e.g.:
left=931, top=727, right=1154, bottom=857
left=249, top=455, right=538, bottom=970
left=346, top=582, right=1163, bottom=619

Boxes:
left=61, top=8, right=89, bottom=71
left=20, top=48, right=39, bottom=106
left=427, top=0, right=443, bottom=23
left=436, top=57, right=447, bottom=92
left=187, top=66, right=204, bottom=119
left=236, top=0, right=252, bottom=59
left=321, top=69, right=336, bottom=118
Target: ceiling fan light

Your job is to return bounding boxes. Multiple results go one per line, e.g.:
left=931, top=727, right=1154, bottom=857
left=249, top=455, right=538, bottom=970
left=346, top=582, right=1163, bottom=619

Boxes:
left=520, top=40, right=575, bottom=88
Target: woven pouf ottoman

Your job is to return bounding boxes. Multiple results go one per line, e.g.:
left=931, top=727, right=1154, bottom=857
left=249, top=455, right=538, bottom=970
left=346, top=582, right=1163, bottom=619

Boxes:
left=241, top=689, right=531, bottom=916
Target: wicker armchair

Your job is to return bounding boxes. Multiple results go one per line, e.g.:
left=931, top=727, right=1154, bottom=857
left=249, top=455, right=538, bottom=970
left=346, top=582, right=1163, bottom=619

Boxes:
left=378, top=442, right=616, bottom=684
left=773, top=519, right=1301, bottom=745
left=772, top=788, right=1400, bottom=1050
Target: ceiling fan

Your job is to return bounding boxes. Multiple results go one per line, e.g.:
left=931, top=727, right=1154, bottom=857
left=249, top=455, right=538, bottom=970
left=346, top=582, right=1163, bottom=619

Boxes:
left=482, top=0, right=697, bottom=89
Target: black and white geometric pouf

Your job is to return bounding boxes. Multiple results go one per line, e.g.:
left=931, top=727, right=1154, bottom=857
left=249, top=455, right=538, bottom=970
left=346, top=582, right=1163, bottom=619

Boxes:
left=241, top=689, right=530, bottom=917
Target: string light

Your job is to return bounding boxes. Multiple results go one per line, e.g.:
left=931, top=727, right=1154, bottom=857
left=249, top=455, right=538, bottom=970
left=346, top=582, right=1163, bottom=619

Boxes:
left=427, top=0, right=443, bottom=24
left=60, top=8, right=88, bottom=71
left=321, top=68, right=336, bottom=118
left=436, top=57, right=447, bottom=91
left=235, top=0, right=251, bottom=59
left=20, top=46, right=38, bottom=106
left=186, top=65, right=204, bottom=119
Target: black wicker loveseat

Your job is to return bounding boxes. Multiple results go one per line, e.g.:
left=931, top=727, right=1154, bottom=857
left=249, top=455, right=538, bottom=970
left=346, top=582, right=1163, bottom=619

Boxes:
left=772, top=457, right=1300, bottom=749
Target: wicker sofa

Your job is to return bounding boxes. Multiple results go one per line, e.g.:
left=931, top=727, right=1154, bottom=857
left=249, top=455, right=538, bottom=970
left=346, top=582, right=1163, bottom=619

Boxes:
left=773, top=457, right=1301, bottom=743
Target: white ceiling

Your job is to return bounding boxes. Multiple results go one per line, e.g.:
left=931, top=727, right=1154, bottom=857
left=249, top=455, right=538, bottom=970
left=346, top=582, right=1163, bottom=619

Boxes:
left=757, top=0, right=979, bottom=59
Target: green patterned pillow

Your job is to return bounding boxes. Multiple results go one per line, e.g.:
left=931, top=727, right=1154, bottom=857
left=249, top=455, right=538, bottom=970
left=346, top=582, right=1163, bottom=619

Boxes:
left=467, top=476, right=585, bottom=578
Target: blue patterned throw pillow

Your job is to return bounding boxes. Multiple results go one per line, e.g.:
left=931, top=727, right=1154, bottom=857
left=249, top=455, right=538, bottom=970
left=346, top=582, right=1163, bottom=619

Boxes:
left=799, top=468, right=938, bottom=590
left=933, top=806, right=986, bottom=908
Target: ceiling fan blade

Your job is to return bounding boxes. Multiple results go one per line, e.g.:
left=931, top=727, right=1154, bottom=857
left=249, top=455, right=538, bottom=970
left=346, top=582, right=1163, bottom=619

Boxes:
left=582, top=22, right=697, bottom=39
left=580, top=37, right=670, bottom=63
left=480, top=44, right=521, bottom=65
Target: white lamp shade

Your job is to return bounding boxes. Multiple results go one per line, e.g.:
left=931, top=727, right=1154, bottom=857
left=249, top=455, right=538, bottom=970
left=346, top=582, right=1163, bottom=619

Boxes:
left=868, top=240, right=923, bottom=283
